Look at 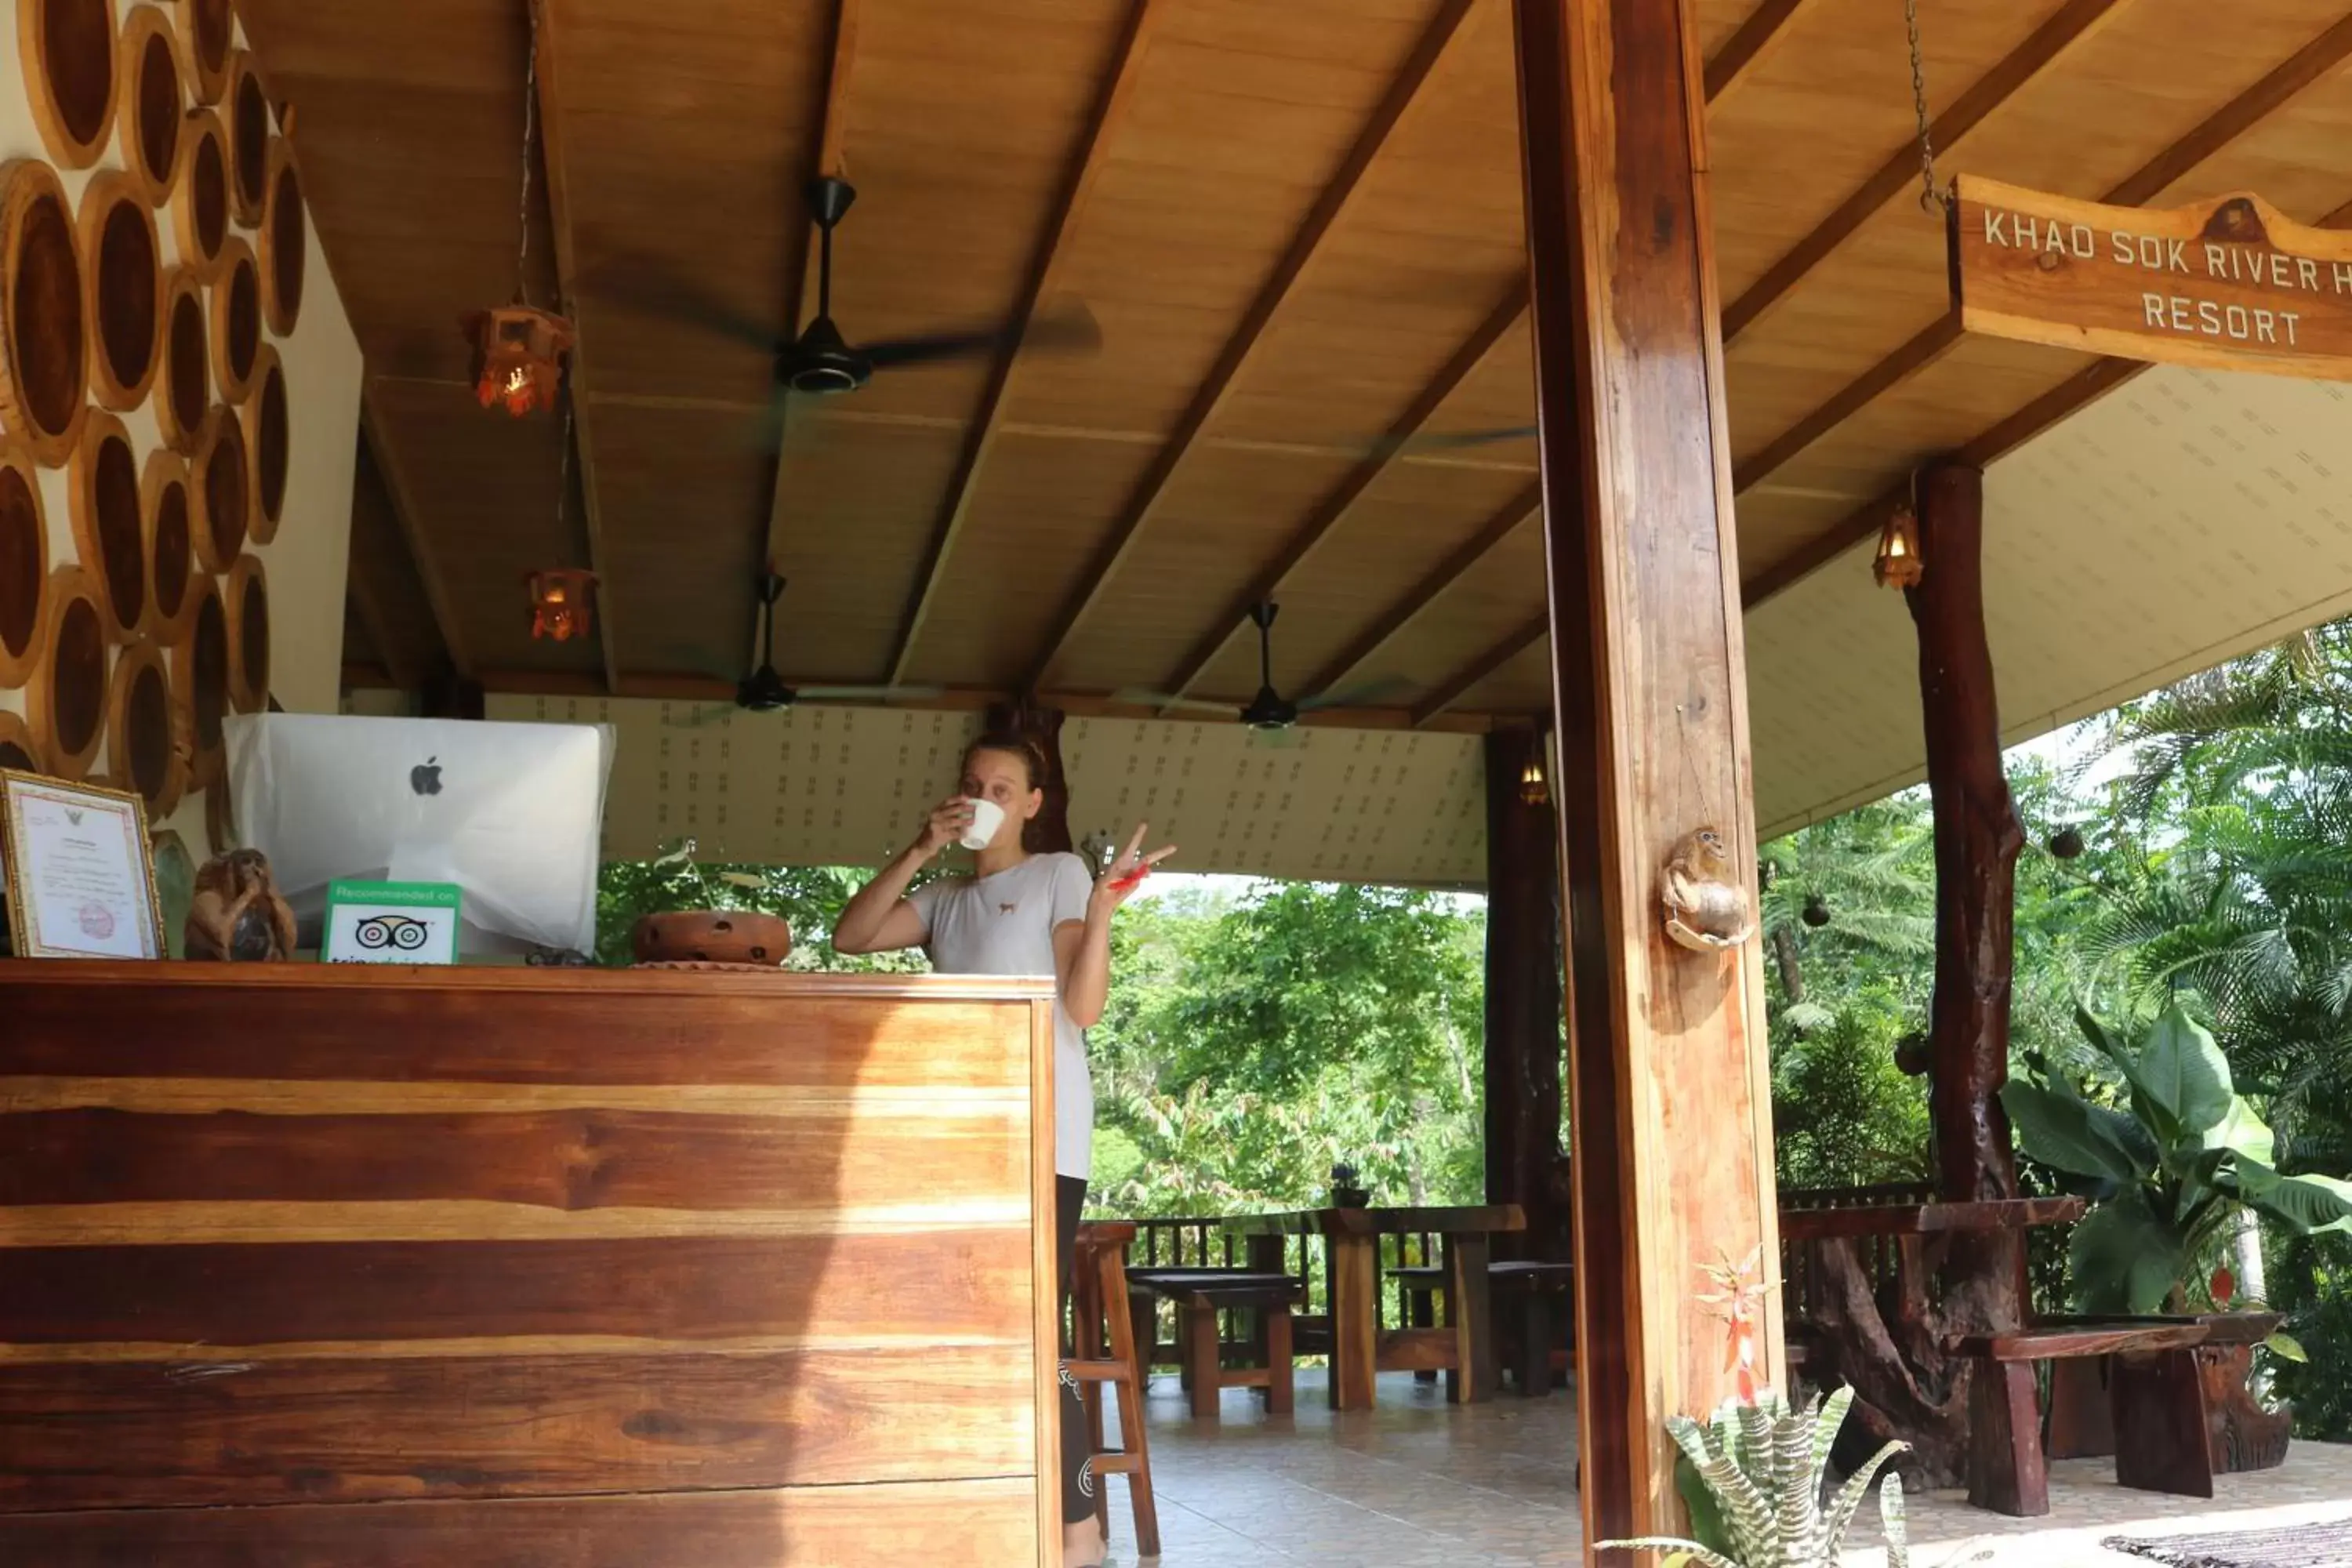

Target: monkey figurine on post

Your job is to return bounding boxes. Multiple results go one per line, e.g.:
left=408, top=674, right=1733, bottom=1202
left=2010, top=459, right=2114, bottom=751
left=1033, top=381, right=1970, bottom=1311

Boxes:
left=186, top=848, right=298, bottom=961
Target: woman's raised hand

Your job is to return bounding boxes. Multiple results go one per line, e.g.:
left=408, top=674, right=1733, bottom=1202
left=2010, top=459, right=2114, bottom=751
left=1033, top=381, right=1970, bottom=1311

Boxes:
left=914, top=796, right=974, bottom=859
left=1094, top=822, right=1177, bottom=909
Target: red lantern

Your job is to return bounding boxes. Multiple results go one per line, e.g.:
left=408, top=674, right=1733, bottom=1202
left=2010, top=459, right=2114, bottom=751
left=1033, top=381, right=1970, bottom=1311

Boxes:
left=463, top=304, right=575, bottom=417
left=528, top=568, right=596, bottom=643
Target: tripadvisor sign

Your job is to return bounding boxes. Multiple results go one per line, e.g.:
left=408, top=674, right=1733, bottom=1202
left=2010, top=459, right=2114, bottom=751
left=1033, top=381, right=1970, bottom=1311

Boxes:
left=1949, top=175, right=2352, bottom=378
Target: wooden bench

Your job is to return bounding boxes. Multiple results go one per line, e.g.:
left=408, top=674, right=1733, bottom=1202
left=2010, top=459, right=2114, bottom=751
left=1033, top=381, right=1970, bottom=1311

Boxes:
left=1134, top=1269, right=1303, bottom=1421
left=1393, top=1259, right=1577, bottom=1396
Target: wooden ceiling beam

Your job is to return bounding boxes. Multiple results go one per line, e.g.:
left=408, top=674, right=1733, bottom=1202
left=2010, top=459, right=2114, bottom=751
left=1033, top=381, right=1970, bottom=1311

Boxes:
left=1704, top=0, right=1827, bottom=107
left=886, top=0, right=1163, bottom=685
left=528, top=0, right=620, bottom=695
left=1722, top=0, right=2132, bottom=344
left=1412, top=611, right=1547, bottom=727
left=1301, top=480, right=1541, bottom=703
left=1154, top=281, right=1528, bottom=705
left=359, top=390, right=473, bottom=681
left=1022, top=0, right=1481, bottom=691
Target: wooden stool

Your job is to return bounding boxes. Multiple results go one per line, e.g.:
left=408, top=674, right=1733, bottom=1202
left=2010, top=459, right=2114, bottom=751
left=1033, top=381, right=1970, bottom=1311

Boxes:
left=1069, top=1221, right=1160, bottom=1557
left=1142, top=1271, right=1302, bottom=1421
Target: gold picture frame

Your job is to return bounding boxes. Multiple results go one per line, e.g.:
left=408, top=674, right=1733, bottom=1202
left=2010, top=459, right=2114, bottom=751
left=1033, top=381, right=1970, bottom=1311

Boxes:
left=0, top=768, right=168, bottom=960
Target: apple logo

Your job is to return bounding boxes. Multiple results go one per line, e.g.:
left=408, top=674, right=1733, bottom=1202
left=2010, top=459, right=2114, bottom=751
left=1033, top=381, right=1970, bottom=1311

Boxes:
left=410, top=757, right=444, bottom=797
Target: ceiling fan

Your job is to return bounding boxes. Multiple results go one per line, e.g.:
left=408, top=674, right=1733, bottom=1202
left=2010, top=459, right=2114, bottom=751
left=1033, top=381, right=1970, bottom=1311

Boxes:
left=1115, top=602, right=1410, bottom=744
left=664, top=571, right=942, bottom=728
left=605, top=176, right=1101, bottom=447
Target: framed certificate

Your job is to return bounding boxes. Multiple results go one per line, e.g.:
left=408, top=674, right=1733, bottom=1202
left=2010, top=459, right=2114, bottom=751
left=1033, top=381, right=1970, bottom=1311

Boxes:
left=0, top=770, right=168, bottom=960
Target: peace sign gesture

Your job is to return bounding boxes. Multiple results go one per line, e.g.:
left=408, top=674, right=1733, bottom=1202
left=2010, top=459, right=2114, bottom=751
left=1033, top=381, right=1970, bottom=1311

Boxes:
left=1093, top=822, right=1176, bottom=909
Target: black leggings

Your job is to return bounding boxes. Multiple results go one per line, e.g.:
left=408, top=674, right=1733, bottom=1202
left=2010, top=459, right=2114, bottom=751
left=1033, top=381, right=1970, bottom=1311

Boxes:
left=1056, top=1174, right=1094, bottom=1527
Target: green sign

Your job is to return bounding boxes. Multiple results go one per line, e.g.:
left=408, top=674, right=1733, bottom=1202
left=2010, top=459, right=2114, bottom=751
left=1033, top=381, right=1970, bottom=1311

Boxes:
left=322, top=880, right=463, bottom=965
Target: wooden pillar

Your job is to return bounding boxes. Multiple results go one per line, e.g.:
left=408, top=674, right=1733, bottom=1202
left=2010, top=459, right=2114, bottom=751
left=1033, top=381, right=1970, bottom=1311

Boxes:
left=1483, top=728, right=1566, bottom=1262
left=983, top=699, right=1073, bottom=856
left=1513, top=0, right=1782, bottom=1544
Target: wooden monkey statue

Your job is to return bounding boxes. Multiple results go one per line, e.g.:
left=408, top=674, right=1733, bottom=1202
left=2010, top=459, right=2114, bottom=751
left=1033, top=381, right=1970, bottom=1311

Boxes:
left=186, top=848, right=298, bottom=962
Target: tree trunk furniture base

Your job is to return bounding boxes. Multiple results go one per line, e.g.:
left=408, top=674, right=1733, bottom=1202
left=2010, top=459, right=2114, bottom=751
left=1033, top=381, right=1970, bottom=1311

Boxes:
left=2114, top=1347, right=2216, bottom=1501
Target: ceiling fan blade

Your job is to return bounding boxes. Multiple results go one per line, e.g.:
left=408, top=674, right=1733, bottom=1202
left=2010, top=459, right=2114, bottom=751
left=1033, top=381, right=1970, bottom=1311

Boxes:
left=861, top=299, right=1102, bottom=371
left=659, top=702, right=742, bottom=729
left=793, top=683, right=947, bottom=701
left=591, top=250, right=786, bottom=353
left=1350, top=424, right=1540, bottom=460
left=1298, top=673, right=1415, bottom=713
left=1112, top=688, right=1232, bottom=717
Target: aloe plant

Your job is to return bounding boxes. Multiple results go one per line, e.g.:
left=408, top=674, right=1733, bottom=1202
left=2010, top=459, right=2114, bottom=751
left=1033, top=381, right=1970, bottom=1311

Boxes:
left=1600, top=1387, right=1909, bottom=1567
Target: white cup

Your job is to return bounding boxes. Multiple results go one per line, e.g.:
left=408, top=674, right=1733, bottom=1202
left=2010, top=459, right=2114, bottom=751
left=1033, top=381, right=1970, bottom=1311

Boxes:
left=960, top=797, right=1006, bottom=851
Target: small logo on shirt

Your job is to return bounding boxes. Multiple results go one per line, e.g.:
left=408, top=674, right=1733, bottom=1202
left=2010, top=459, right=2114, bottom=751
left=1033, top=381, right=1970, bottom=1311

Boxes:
left=998, top=902, right=1018, bottom=915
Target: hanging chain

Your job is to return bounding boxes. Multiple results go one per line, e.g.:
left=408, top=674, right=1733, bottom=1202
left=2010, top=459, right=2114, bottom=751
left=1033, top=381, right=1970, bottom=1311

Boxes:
left=515, top=0, right=539, bottom=303
left=1904, top=0, right=1946, bottom=214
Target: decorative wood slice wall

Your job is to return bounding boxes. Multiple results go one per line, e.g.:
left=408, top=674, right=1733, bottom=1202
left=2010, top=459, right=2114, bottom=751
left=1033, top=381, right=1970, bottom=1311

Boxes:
left=69, top=411, right=144, bottom=644
left=170, top=572, right=226, bottom=788
left=225, top=51, right=267, bottom=228
left=177, top=0, right=230, bottom=106
left=19, top=0, right=118, bottom=172
left=0, top=159, right=88, bottom=467
left=28, top=563, right=105, bottom=780
left=0, top=444, right=45, bottom=689
left=143, top=449, right=194, bottom=642
left=247, top=343, right=286, bottom=543
left=210, top=236, right=258, bottom=398
left=78, top=170, right=162, bottom=412
left=156, top=265, right=208, bottom=453
left=107, top=639, right=176, bottom=814
left=223, top=553, right=267, bottom=713
left=116, top=6, right=183, bottom=208
left=192, top=405, right=246, bottom=572
left=260, top=141, right=302, bottom=336
left=171, top=109, right=228, bottom=281
left=0, top=707, right=40, bottom=775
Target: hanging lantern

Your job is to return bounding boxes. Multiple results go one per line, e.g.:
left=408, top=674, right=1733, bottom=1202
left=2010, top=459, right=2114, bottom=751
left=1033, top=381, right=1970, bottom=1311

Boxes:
left=1873, top=503, right=1923, bottom=590
left=464, top=304, right=575, bottom=417
left=528, top=568, right=596, bottom=643
left=1802, top=893, right=1831, bottom=927
left=1518, top=755, right=1549, bottom=807
left=2049, top=826, right=2085, bottom=860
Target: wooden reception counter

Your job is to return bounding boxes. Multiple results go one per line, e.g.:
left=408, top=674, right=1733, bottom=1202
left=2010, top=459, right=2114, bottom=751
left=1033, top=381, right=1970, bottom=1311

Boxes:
left=0, top=961, right=1060, bottom=1566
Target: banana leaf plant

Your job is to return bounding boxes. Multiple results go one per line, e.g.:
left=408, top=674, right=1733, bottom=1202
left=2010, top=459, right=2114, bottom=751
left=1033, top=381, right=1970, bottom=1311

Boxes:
left=1599, top=1387, right=1910, bottom=1568
left=2002, top=1001, right=2352, bottom=1319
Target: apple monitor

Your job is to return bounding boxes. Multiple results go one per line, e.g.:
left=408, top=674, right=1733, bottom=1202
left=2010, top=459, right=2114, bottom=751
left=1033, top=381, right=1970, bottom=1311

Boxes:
left=222, top=713, right=615, bottom=958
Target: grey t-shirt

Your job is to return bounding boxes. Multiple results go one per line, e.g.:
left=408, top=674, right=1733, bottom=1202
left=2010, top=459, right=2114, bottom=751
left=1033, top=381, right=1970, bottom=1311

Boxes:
left=908, top=851, right=1096, bottom=1179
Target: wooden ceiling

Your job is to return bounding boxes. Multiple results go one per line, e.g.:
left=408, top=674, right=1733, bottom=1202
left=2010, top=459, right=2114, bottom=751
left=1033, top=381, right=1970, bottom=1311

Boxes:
left=251, top=0, right=2352, bottom=734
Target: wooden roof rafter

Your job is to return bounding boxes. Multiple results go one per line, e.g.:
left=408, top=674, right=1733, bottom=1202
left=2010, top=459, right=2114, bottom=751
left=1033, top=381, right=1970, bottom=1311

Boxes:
left=1022, top=0, right=1483, bottom=693
left=1704, top=0, right=1830, bottom=107
left=1413, top=611, right=1547, bottom=727
left=359, top=394, right=474, bottom=681
left=885, top=0, right=1164, bottom=686
left=1152, top=281, right=1530, bottom=707
left=345, top=568, right=421, bottom=695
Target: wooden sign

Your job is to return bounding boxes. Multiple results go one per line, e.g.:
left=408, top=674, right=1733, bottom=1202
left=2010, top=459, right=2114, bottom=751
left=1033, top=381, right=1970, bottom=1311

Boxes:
left=1950, top=175, right=2352, bottom=379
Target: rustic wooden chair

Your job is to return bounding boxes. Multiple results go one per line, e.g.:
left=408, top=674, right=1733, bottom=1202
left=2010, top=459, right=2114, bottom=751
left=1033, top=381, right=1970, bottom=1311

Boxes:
left=1069, top=1221, right=1160, bottom=1556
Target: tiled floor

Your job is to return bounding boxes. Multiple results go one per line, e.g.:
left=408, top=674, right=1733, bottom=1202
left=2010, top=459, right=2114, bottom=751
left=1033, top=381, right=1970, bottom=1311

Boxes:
left=1094, top=1370, right=2352, bottom=1566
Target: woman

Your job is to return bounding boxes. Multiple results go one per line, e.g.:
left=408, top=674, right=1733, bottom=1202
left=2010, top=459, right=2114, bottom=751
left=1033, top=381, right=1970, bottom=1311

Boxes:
left=833, top=731, right=1171, bottom=1568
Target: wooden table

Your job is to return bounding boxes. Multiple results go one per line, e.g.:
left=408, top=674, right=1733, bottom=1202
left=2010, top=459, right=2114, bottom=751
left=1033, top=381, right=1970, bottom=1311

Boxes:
left=1225, top=1205, right=1525, bottom=1410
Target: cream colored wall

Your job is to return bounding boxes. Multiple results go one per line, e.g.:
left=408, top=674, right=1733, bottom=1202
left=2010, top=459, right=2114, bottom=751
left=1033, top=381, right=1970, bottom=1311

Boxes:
left=0, top=1, right=363, bottom=851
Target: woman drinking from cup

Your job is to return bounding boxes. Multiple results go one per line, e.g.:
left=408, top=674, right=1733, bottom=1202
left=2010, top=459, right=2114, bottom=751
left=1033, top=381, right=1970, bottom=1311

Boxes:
left=831, top=731, right=1172, bottom=1568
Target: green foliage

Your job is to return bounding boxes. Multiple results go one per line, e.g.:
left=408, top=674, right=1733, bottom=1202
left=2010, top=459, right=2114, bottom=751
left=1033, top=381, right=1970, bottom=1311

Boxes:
left=1768, top=993, right=1929, bottom=1190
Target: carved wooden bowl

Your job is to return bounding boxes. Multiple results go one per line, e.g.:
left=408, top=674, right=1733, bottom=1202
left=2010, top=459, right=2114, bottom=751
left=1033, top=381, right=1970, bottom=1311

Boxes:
left=157, top=266, right=210, bottom=453
left=172, top=108, right=230, bottom=281
left=0, top=443, right=46, bottom=689
left=79, top=169, right=162, bottom=411
left=108, top=639, right=177, bottom=814
left=70, top=410, right=147, bottom=643
left=260, top=141, right=304, bottom=336
left=30, top=564, right=106, bottom=781
left=248, top=343, right=288, bottom=543
left=193, top=404, right=249, bottom=572
left=0, top=708, right=42, bottom=775
left=226, top=52, right=268, bottom=227
left=212, top=237, right=260, bottom=399
left=631, top=910, right=794, bottom=967
left=118, top=6, right=183, bottom=207
left=170, top=572, right=227, bottom=789
left=223, top=554, right=268, bottom=714
left=144, top=449, right=196, bottom=643
left=21, top=0, right=118, bottom=170
left=0, top=159, right=89, bottom=467
left=178, top=0, right=230, bottom=106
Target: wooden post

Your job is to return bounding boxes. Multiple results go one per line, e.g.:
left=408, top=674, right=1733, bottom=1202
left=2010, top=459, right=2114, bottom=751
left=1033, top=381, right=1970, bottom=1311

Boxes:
left=1483, top=729, right=1566, bottom=1262
left=982, top=699, right=1074, bottom=856
left=1513, top=0, right=1783, bottom=1543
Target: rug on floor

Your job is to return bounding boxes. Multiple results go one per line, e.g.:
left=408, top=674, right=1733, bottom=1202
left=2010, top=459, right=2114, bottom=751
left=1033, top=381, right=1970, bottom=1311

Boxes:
left=2104, top=1521, right=2352, bottom=1568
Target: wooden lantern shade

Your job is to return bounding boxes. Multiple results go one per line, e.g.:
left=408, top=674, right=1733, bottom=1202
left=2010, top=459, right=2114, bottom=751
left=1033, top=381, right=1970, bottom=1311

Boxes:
left=247, top=343, right=289, bottom=544
left=20, top=0, right=118, bottom=171
left=1875, top=504, right=1925, bottom=590
left=143, top=448, right=196, bottom=643
left=177, top=0, right=230, bottom=106
left=0, top=443, right=45, bottom=690
left=223, top=553, right=268, bottom=714
left=192, top=404, right=249, bottom=572
left=170, top=571, right=227, bottom=788
left=156, top=265, right=210, bottom=454
left=260, top=140, right=304, bottom=336
left=465, top=304, right=575, bottom=416
left=171, top=108, right=230, bottom=281
left=211, top=236, right=260, bottom=399
left=529, top=568, right=597, bottom=643
left=107, top=639, right=178, bottom=815
left=226, top=52, right=269, bottom=228
left=0, top=707, right=42, bottom=775
left=78, top=169, right=164, bottom=412
left=28, top=563, right=107, bottom=782
left=117, top=6, right=183, bottom=208
left=0, top=159, right=89, bottom=468
left=70, top=411, right=147, bottom=644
